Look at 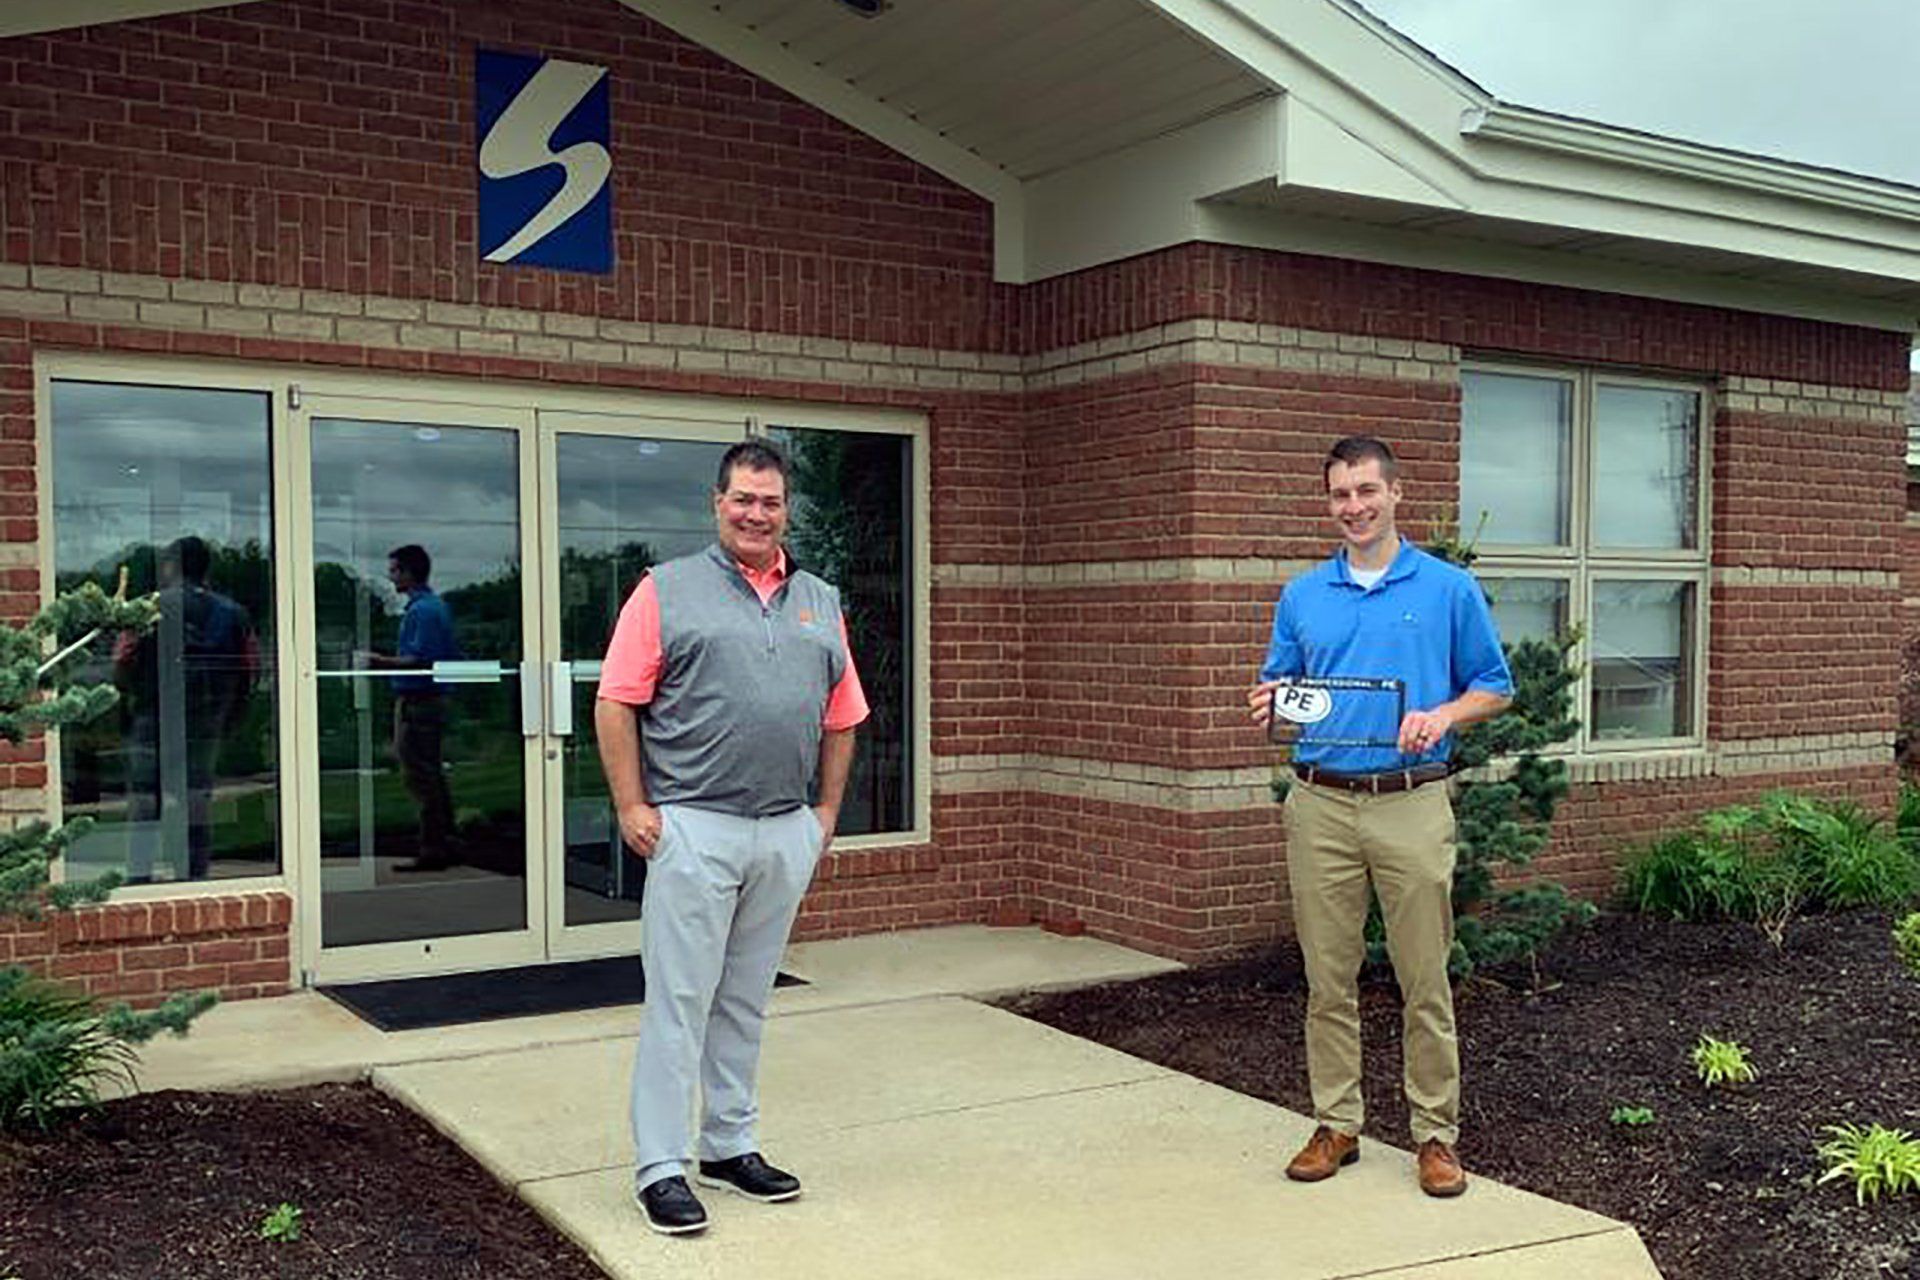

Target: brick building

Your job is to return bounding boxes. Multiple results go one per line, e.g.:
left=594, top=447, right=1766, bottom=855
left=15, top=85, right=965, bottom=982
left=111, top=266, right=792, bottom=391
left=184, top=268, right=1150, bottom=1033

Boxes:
left=2, top=0, right=1915, bottom=1002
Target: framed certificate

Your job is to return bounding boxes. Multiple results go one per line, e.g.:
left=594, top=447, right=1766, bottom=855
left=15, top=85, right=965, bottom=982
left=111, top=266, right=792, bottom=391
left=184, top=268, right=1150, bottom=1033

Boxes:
left=1267, top=676, right=1406, bottom=748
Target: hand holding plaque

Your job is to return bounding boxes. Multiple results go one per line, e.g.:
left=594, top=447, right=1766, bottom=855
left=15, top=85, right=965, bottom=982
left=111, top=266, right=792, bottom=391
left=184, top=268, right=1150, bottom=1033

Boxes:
left=1262, top=675, right=1407, bottom=750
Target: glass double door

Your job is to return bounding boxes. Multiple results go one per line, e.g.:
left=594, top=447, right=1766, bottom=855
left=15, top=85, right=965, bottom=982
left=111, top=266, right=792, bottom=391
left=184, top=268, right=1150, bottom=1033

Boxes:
left=293, top=396, right=736, bottom=982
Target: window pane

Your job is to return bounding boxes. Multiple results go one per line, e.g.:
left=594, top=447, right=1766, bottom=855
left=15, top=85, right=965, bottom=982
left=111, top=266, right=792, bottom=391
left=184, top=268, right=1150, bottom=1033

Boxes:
left=1461, top=371, right=1572, bottom=546
left=554, top=434, right=726, bottom=928
left=1480, top=577, right=1570, bottom=649
left=1592, top=385, right=1700, bottom=550
left=1591, top=580, right=1695, bottom=741
left=310, top=419, right=527, bottom=946
left=772, top=426, right=913, bottom=836
left=51, top=382, right=280, bottom=885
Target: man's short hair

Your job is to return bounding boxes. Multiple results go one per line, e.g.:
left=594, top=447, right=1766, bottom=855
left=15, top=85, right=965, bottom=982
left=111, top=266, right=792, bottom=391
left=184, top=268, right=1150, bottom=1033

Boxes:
left=1323, top=436, right=1399, bottom=484
left=715, top=439, right=790, bottom=494
left=165, top=534, right=211, bottom=583
left=388, top=544, right=432, bottom=584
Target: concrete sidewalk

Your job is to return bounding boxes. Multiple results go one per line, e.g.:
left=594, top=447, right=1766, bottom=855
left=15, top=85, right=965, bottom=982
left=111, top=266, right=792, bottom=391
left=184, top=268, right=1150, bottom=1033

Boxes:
left=135, top=926, right=1663, bottom=1280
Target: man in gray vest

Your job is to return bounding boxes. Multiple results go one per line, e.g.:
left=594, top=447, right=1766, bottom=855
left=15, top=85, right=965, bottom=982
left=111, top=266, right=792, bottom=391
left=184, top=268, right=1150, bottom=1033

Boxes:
left=595, top=439, right=868, bottom=1236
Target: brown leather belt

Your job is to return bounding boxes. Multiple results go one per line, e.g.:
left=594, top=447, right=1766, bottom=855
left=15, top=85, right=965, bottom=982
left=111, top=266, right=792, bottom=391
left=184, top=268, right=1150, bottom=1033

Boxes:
left=1293, top=763, right=1451, bottom=795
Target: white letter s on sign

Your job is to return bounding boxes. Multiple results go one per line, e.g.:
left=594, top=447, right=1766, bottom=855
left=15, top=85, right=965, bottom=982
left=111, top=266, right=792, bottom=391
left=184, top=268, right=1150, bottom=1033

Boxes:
left=479, top=59, right=610, bottom=264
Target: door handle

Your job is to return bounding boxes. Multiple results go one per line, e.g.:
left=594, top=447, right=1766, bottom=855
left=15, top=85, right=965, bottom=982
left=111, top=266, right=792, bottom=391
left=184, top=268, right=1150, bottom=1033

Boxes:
left=550, top=660, right=574, bottom=736
left=520, top=662, right=541, bottom=738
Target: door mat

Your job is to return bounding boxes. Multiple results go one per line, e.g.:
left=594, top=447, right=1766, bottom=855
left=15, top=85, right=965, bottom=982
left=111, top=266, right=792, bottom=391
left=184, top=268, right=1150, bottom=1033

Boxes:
left=319, top=957, right=805, bottom=1032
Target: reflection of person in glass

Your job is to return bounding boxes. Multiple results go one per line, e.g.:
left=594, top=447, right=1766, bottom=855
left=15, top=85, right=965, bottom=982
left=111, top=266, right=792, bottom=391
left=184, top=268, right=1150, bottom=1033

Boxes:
left=362, top=544, right=460, bottom=873
left=114, top=535, right=257, bottom=882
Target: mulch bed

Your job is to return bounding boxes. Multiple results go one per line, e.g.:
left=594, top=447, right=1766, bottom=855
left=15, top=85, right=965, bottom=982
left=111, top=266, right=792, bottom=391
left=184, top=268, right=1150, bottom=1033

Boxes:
left=1006, top=909, right=1920, bottom=1280
left=0, top=1083, right=608, bottom=1280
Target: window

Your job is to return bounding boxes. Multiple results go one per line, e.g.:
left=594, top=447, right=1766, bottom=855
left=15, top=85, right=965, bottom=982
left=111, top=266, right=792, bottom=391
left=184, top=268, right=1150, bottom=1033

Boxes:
left=772, top=425, right=915, bottom=837
left=51, top=381, right=282, bottom=883
left=1461, top=365, right=1708, bottom=750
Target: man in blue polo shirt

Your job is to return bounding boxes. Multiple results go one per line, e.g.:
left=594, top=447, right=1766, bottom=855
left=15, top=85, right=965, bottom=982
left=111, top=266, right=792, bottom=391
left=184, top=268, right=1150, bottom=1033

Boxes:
left=360, top=544, right=461, bottom=872
left=1249, top=436, right=1512, bottom=1199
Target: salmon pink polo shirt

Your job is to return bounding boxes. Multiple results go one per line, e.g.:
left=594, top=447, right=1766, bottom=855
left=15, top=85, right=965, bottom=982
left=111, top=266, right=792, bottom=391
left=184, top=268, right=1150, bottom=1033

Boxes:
left=598, top=546, right=870, bottom=732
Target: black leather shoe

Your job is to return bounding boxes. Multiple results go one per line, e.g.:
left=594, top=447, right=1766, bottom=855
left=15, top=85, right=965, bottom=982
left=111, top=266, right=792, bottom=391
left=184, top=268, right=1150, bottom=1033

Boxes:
left=635, top=1175, right=708, bottom=1235
left=696, top=1152, right=801, bottom=1202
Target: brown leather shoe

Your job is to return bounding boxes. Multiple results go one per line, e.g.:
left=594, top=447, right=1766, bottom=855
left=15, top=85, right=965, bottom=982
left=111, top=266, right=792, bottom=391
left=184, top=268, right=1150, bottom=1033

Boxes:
left=1417, top=1139, right=1468, bottom=1197
left=1285, top=1126, right=1360, bottom=1182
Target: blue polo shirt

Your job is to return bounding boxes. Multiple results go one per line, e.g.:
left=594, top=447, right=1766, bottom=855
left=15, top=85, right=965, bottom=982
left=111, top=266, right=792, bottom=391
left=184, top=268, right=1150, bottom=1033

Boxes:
left=395, top=586, right=459, bottom=694
left=1259, top=539, right=1512, bottom=773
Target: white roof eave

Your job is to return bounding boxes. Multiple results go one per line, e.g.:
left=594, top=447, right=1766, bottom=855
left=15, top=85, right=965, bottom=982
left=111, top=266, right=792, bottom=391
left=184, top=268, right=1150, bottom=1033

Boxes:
left=1461, top=103, right=1920, bottom=228
left=1133, top=0, right=1920, bottom=318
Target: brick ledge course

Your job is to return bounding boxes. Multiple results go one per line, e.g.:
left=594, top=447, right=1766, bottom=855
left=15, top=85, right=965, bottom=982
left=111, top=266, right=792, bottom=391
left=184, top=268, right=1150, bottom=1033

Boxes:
left=934, top=733, right=1895, bottom=812
left=2, top=266, right=1904, bottom=412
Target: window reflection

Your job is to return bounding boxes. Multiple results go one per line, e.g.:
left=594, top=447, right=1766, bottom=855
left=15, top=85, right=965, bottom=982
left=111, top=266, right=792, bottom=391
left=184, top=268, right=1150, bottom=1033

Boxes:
left=1591, top=580, right=1695, bottom=740
left=1482, top=577, right=1570, bottom=650
left=554, top=434, right=725, bottom=927
left=310, top=420, right=527, bottom=946
left=1592, top=386, right=1699, bottom=550
left=1460, top=372, right=1572, bottom=547
left=51, top=382, right=280, bottom=883
left=775, top=426, right=913, bottom=838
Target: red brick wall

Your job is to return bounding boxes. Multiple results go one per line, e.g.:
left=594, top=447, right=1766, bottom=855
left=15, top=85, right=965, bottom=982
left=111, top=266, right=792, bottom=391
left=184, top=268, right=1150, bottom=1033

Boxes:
left=1713, top=409, right=1905, bottom=569
left=930, top=584, right=1027, bottom=760
left=0, top=893, right=293, bottom=1003
left=1021, top=246, right=1910, bottom=389
left=0, top=0, right=1909, bottom=980
left=1708, top=586, right=1900, bottom=741
left=0, top=0, right=1009, bottom=347
left=797, top=793, right=1025, bottom=940
left=1025, top=794, right=1291, bottom=957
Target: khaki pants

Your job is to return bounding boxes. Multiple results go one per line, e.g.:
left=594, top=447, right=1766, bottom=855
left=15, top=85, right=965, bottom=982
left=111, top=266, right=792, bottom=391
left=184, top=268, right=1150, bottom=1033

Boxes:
left=1283, top=778, right=1459, bottom=1145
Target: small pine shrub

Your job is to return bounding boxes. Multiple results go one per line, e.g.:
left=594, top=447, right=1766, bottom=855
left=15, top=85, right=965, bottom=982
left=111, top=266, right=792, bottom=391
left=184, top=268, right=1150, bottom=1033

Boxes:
left=0, top=574, right=214, bottom=1132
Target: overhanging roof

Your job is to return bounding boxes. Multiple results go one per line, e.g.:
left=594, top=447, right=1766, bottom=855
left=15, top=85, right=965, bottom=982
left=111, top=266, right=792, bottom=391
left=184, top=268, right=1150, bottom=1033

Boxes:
left=12, top=0, right=1920, bottom=328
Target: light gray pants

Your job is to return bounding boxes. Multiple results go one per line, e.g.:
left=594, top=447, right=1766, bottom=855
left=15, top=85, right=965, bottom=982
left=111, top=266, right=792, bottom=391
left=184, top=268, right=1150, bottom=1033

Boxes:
left=632, top=803, right=821, bottom=1192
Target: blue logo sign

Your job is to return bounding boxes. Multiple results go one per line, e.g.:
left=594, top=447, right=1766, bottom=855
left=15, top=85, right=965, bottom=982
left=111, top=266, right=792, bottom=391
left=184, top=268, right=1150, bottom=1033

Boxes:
left=476, top=49, right=612, bottom=273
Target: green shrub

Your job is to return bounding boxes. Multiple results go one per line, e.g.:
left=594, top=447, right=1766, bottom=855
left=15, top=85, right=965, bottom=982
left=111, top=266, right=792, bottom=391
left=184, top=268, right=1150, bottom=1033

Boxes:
left=1816, top=1123, right=1920, bottom=1205
left=0, top=968, right=209, bottom=1131
left=259, top=1202, right=304, bottom=1243
left=1690, top=1034, right=1756, bottom=1087
left=1763, top=793, right=1915, bottom=908
left=0, top=574, right=214, bottom=1131
left=1895, top=912, right=1920, bottom=979
left=1898, top=781, right=1920, bottom=849
left=1620, top=831, right=1756, bottom=921
left=1618, top=790, right=1918, bottom=944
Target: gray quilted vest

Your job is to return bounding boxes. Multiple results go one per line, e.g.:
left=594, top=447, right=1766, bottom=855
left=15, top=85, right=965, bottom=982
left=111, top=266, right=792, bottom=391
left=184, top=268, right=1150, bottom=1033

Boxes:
left=641, top=543, right=849, bottom=817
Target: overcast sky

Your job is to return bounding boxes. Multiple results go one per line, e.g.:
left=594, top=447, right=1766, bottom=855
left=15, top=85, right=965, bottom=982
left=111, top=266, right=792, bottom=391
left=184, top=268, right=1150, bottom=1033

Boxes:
left=1358, top=0, right=1919, bottom=188
left=1355, top=0, right=1920, bottom=360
